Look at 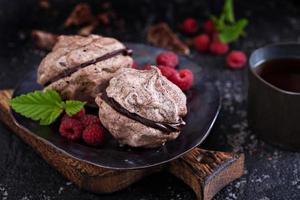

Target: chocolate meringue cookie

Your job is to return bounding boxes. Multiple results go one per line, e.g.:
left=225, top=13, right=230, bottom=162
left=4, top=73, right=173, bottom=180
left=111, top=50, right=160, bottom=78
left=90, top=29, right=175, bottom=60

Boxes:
left=37, top=35, right=133, bottom=106
left=95, top=66, right=187, bottom=148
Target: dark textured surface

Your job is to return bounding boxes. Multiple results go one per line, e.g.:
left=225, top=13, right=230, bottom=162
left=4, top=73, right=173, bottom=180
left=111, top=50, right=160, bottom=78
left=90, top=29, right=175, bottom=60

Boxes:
left=1, top=0, right=300, bottom=199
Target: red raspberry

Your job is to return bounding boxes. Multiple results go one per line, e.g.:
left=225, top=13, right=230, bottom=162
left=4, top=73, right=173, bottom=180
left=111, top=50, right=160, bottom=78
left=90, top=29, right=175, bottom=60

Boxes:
left=61, top=108, right=85, bottom=121
left=210, top=41, right=229, bottom=55
left=143, top=64, right=152, bottom=70
left=226, top=51, right=247, bottom=69
left=194, top=34, right=210, bottom=52
left=156, top=51, right=179, bottom=68
left=81, top=114, right=100, bottom=127
left=72, top=108, right=86, bottom=119
left=61, top=114, right=72, bottom=122
left=169, top=69, right=194, bottom=91
left=182, top=18, right=199, bottom=34
left=132, top=62, right=138, bottom=69
left=203, top=20, right=215, bottom=33
left=158, top=65, right=177, bottom=79
left=82, top=124, right=104, bottom=146
left=59, top=118, right=83, bottom=141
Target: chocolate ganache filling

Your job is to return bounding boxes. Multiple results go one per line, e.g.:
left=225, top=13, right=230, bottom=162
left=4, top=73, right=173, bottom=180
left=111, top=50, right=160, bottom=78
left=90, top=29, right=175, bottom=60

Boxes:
left=101, top=91, right=185, bottom=133
left=44, top=48, right=133, bottom=86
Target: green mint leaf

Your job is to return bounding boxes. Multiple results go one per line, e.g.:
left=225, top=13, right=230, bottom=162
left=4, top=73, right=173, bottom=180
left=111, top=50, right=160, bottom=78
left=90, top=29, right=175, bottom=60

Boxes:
left=10, top=90, right=65, bottom=125
left=223, top=0, right=235, bottom=23
left=211, top=15, right=225, bottom=31
left=64, top=100, right=86, bottom=116
left=219, top=19, right=248, bottom=43
left=210, top=0, right=248, bottom=43
left=40, top=107, right=64, bottom=125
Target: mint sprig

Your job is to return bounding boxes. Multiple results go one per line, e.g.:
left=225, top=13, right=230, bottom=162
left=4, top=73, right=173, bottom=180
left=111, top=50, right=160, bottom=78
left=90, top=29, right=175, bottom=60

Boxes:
left=211, top=0, right=248, bottom=43
left=10, top=90, right=86, bottom=125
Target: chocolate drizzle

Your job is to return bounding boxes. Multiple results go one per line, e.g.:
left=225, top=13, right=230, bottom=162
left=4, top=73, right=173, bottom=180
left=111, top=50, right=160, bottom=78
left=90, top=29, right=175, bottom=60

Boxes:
left=101, top=92, right=185, bottom=133
left=44, top=48, right=133, bottom=86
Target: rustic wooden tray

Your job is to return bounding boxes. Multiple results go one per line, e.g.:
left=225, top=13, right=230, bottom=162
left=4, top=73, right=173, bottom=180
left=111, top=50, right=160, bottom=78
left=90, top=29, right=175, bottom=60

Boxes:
left=0, top=89, right=244, bottom=200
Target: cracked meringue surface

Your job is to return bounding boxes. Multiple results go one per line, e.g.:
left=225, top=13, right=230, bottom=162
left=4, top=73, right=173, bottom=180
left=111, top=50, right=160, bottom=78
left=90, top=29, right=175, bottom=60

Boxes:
left=96, top=67, right=187, bottom=148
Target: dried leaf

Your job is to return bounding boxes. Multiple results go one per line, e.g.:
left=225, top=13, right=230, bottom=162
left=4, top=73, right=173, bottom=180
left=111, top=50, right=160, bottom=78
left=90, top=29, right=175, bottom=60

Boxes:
left=64, top=3, right=95, bottom=27
left=147, top=23, right=190, bottom=55
left=78, top=20, right=99, bottom=36
left=39, top=0, right=50, bottom=9
left=31, top=30, right=58, bottom=50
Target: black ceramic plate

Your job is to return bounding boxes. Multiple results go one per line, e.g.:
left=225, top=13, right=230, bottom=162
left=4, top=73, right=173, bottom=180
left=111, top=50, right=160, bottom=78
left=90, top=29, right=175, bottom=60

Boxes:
left=11, top=43, right=221, bottom=170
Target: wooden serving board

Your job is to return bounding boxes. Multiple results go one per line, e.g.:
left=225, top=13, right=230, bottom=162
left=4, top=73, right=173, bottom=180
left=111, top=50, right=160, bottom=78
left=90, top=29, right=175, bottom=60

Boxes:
left=0, top=89, right=244, bottom=200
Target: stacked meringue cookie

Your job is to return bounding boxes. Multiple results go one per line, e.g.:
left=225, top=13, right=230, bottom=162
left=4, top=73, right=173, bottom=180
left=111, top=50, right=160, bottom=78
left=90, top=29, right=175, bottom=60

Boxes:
left=37, top=35, right=133, bottom=106
left=96, top=67, right=187, bottom=148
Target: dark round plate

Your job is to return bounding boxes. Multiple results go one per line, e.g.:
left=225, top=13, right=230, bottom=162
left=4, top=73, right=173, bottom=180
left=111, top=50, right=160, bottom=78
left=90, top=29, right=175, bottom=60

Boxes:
left=11, top=43, right=221, bottom=170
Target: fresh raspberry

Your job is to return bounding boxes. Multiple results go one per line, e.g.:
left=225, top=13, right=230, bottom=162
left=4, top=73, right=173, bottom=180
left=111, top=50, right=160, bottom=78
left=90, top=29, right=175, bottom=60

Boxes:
left=169, top=69, right=194, bottom=91
left=80, top=114, right=100, bottom=127
left=182, top=18, right=199, bottom=34
left=61, top=108, right=86, bottom=121
left=61, top=114, right=72, bottom=122
left=203, top=20, right=215, bottom=33
left=158, top=65, right=177, bottom=79
left=194, top=34, right=210, bottom=52
left=143, top=64, right=152, bottom=70
left=82, top=124, right=104, bottom=146
left=132, top=62, right=138, bottom=69
left=226, top=51, right=247, bottom=69
left=209, top=41, right=229, bottom=55
left=59, top=118, right=83, bottom=141
left=156, top=51, right=179, bottom=68
left=72, top=108, right=86, bottom=119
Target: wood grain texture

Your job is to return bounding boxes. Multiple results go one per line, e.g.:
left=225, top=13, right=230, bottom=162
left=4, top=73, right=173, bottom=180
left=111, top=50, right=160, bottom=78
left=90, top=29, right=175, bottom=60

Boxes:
left=169, top=149, right=244, bottom=200
left=0, top=89, right=244, bottom=200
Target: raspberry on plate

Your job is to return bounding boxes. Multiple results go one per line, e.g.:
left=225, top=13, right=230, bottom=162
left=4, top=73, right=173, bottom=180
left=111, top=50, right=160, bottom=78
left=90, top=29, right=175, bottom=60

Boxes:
left=203, top=20, right=215, bottom=34
left=158, top=65, right=177, bottom=79
left=61, top=114, right=72, bottom=122
left=59, top=118, right=84, bottom=141
left=143, top=64, right=152, bottom=70
left=82, top=124, right=104, bottom=146
left=169, top=69, right=194, bottom=91
left=81, top=114, right=101, bottom=127
left=61, top=108, right=85, bottom=121
left=132, top=62, right=138, bottom=69
left=210, top=41, right=229, bottom=55
left=156, top=51, right=179, bottom=68
left=182, top=18, right=199, bottom=34
left=194, top=34, right=210, bottom=52
left=72, top=108, right=86, bottom=119
left=226, top=50, right=247, bottom=69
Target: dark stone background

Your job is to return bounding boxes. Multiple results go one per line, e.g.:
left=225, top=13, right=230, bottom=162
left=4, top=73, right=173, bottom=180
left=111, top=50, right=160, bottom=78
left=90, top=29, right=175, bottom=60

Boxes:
left=0, top=0, right=300, bottom=199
